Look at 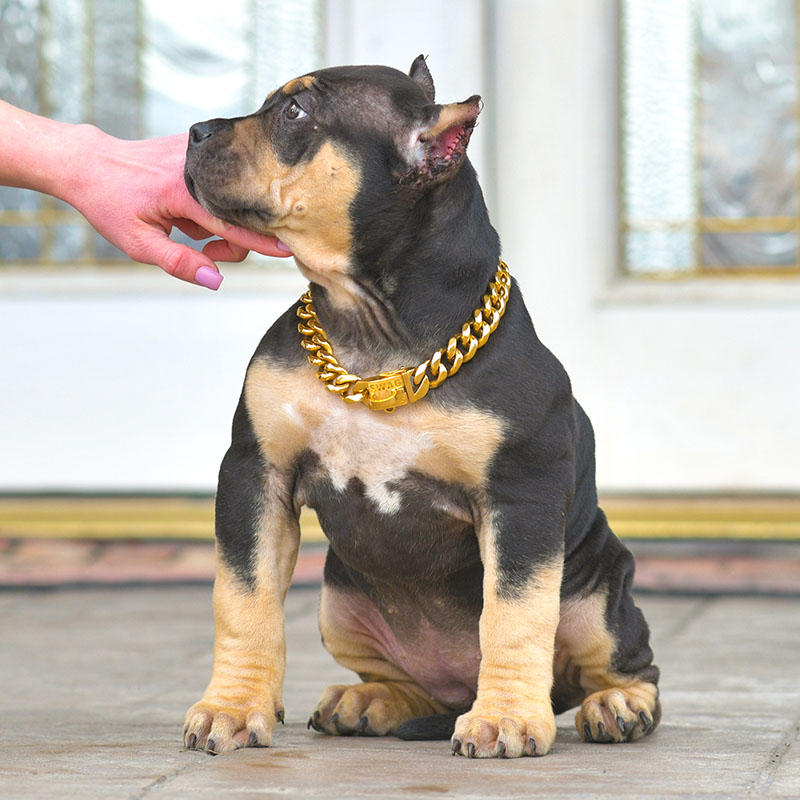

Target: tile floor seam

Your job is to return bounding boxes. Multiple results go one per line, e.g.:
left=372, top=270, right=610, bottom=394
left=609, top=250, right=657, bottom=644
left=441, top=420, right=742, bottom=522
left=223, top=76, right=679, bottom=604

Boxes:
left=127, top=758, right=206, bottom=800
left=745, top=712, right=800, bottom=796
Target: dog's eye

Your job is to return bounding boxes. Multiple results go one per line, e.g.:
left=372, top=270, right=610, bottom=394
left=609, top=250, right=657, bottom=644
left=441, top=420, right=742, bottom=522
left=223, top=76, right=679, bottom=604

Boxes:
left=285, top=100, right=307, bottom=120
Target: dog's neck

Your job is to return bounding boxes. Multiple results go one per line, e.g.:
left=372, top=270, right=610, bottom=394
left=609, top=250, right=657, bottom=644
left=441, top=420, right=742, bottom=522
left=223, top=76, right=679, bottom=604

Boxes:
left=306, top=161, right=500, bottom=374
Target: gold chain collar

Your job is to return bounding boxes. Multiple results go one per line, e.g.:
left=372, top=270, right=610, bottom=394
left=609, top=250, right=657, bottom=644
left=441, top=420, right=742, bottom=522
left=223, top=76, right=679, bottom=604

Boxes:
left=296, top=260, right=511, bottom=412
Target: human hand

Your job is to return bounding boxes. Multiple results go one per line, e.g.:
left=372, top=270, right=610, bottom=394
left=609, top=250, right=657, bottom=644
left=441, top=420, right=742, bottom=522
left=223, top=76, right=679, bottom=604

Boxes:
left=62, top=128, right=292, bottom=289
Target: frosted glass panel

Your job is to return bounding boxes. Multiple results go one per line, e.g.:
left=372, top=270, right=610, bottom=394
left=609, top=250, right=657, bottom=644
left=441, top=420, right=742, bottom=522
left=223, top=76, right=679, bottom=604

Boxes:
left=0, top=0, right=40, bottom=112
left=250, top=0, right=324, bottom=107
left=93, top=0, right=140, bottom=138
left=0, top=187, right=39, bottom=213
left=626, top=231, right=694, bottom=274
left=52, top=225, right=86, bottom=262
left=622, top=0, right=695, bottom=225
left=43, top=0, right=87, bottom=123
left=0, top=227, right=40, bottom=260
left=0, top=0, right=42, bottom=219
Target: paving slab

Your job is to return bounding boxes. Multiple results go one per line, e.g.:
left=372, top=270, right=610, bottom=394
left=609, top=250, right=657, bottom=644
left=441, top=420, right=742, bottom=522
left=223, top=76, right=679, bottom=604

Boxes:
left=0, top=587, right=798, bottom=799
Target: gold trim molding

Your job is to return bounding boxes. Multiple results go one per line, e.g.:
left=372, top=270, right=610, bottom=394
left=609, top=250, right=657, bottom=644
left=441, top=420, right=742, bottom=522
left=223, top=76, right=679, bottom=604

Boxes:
left=0, top=496, right=799, bottom=541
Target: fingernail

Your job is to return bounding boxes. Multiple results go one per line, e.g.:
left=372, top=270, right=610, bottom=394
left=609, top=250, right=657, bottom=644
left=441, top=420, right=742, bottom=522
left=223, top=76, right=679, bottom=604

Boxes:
left=276, top=240, right=292, bottom=252
left=195, top=265, right=224, bottom=290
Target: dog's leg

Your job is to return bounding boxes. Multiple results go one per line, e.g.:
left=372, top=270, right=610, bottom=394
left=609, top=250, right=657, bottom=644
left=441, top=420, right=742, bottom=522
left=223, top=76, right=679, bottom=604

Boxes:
left=183, top=431, right=300, bottom=754
left=451, top=493, right=567, bottom=759
left=309, top=583, right=449, bottom=736
left=558, top=512, right=660, bottom=744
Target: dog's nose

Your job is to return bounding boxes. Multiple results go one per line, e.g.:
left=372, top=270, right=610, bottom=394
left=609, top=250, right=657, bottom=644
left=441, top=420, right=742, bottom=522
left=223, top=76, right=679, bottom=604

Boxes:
left=189, top=119, right=222, bottom=145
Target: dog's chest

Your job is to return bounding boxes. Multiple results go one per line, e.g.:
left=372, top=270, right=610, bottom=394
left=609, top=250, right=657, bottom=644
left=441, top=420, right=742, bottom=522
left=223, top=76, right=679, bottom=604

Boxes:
left=245, top=359, right=505, bottom=520
left=307, top=407, right=432, bottom=512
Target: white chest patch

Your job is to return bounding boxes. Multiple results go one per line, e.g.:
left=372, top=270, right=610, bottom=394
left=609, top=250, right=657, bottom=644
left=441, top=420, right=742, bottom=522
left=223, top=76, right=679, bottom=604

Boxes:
left=303, top=399, right=434, bottom=513
left=244, top=361, right=505, bottom=511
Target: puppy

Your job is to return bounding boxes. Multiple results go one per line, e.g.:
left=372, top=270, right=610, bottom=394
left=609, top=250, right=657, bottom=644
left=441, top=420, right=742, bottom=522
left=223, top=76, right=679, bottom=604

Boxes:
left=182, top=56, right=659, bottom=759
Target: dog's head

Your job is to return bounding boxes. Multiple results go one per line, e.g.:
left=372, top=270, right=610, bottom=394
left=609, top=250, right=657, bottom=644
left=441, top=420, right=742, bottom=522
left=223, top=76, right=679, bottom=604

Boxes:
left=184, top=56, right=481, bottom=292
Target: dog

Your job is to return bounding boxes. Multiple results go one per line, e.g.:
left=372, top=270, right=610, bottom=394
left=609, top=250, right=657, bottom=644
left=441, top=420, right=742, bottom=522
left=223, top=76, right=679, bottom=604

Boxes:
left=181, top=56, right=660, bottom=759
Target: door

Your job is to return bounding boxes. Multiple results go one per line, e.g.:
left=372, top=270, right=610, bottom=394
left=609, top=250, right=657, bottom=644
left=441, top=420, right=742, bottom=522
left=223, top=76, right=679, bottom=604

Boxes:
left=490, top=0, right=800, bottom=493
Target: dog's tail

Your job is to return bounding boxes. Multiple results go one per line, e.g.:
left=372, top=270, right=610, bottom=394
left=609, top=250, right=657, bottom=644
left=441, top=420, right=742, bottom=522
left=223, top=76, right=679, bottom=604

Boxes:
left=394, top=711, right=462, bottom=741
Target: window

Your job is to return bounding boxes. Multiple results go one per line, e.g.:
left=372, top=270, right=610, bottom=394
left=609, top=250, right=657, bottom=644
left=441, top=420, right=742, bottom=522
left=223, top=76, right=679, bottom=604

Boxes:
left=620, top=0, right=800, bottom=277
left=0, top=0, right=322, bottom=266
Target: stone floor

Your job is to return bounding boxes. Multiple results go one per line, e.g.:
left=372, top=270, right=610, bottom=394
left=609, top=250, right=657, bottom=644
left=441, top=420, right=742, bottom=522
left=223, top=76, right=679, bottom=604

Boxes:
left=1, top=586, right=798, bottom=799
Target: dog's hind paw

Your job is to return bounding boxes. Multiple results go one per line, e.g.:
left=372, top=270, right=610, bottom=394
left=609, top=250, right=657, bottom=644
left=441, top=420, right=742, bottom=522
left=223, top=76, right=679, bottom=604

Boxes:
left=575, top=683, right=660, bottom=743
left=308, top=681, right=444, bottom=737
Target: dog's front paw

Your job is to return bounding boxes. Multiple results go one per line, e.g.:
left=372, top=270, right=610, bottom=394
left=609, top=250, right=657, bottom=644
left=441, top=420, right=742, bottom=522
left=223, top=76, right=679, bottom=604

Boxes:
left=183, top=696, right=285, bottom=755
left=451, top=703, right=556, bottom=758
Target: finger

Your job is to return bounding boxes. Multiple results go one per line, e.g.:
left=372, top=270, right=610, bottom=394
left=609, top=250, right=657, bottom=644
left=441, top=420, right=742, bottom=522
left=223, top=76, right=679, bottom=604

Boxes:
left=173, top=218, right=216, bottom=241
left=174, top=189, right=293, bottom=257
left=223, top=227, right=293, bottom=258
left=202, top=217, right=292, bottom=257
left=202, top=239, right=250, bottom=263
left=132, top=228, right=224, bottom=288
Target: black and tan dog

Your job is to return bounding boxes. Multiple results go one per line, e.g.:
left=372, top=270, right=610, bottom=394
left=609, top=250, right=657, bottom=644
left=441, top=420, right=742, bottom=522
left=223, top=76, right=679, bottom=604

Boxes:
left=181, top=56, right=659, bottom=759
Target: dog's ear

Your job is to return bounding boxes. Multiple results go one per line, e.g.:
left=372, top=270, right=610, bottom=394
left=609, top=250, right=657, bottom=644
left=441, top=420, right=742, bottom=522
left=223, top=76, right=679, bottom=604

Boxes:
left=409, top=54, right=435, bottom=102
left=397, top=95, right=482, bottom=188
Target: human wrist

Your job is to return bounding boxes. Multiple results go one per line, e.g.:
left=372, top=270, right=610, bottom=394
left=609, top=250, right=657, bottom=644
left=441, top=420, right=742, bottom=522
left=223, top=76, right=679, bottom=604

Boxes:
left=53, top=122, right=110, bottom=207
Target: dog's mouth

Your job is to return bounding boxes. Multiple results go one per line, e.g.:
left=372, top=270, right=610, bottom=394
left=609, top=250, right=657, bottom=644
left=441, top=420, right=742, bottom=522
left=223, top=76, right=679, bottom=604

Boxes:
left=184, top=169, right=274, bottom=233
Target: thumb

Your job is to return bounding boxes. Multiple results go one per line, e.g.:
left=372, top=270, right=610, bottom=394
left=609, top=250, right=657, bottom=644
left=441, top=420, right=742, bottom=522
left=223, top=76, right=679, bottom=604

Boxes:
left=134, top=231, right=224, bottom=289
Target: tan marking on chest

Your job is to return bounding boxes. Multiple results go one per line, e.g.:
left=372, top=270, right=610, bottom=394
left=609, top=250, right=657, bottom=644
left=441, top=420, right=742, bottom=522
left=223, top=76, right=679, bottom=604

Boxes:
left=244, top=361, right=504, bottom=510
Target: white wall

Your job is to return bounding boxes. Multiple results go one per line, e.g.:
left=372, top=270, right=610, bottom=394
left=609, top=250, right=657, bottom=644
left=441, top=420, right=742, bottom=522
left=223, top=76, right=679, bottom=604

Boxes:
left=0, top=271, right=305, bottom=491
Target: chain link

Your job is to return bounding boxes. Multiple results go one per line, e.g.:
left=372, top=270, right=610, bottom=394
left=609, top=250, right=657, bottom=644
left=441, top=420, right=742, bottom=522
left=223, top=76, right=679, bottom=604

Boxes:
left=296, top=260, right=511, bottom=411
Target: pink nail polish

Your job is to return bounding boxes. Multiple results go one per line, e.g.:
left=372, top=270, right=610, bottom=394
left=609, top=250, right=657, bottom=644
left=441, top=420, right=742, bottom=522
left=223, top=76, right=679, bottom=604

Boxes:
left=276, top=240, right=292, bottom=252
left=195, top=266, right=224, bottom=290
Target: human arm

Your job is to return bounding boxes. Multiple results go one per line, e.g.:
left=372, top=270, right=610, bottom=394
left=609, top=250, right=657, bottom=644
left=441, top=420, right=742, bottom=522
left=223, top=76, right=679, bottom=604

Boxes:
left=0, top=100, right=292, bottom=288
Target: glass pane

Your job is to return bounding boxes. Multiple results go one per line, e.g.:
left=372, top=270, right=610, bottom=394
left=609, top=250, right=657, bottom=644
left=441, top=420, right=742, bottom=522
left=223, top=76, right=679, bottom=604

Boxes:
left=0, top=0, right=322, bottom=267
left=94, top=232, right=128, bottom=261
left=250, top=0, right=323, bottom=107
left=141, top=0, right=250, bottom=138
left=621, top=0, right=696, bottom=225
left=141, top=0, right=322, bottom=139
left=52, top=225, right=87, bottom=262
left=43, top=0, right=87, bottom=123
left=702, top=232, right=797, bottom=268
left=0, top=227, right=40, bottom=260
left=0, top=0, right=41, bottom=112
left=93, top=0, right=140, bottom=138
left=700, top=0, right=797, bottom=219
left=625, top=230, right=694, bottom=274
left=0, top=187, right=40, bottom=213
